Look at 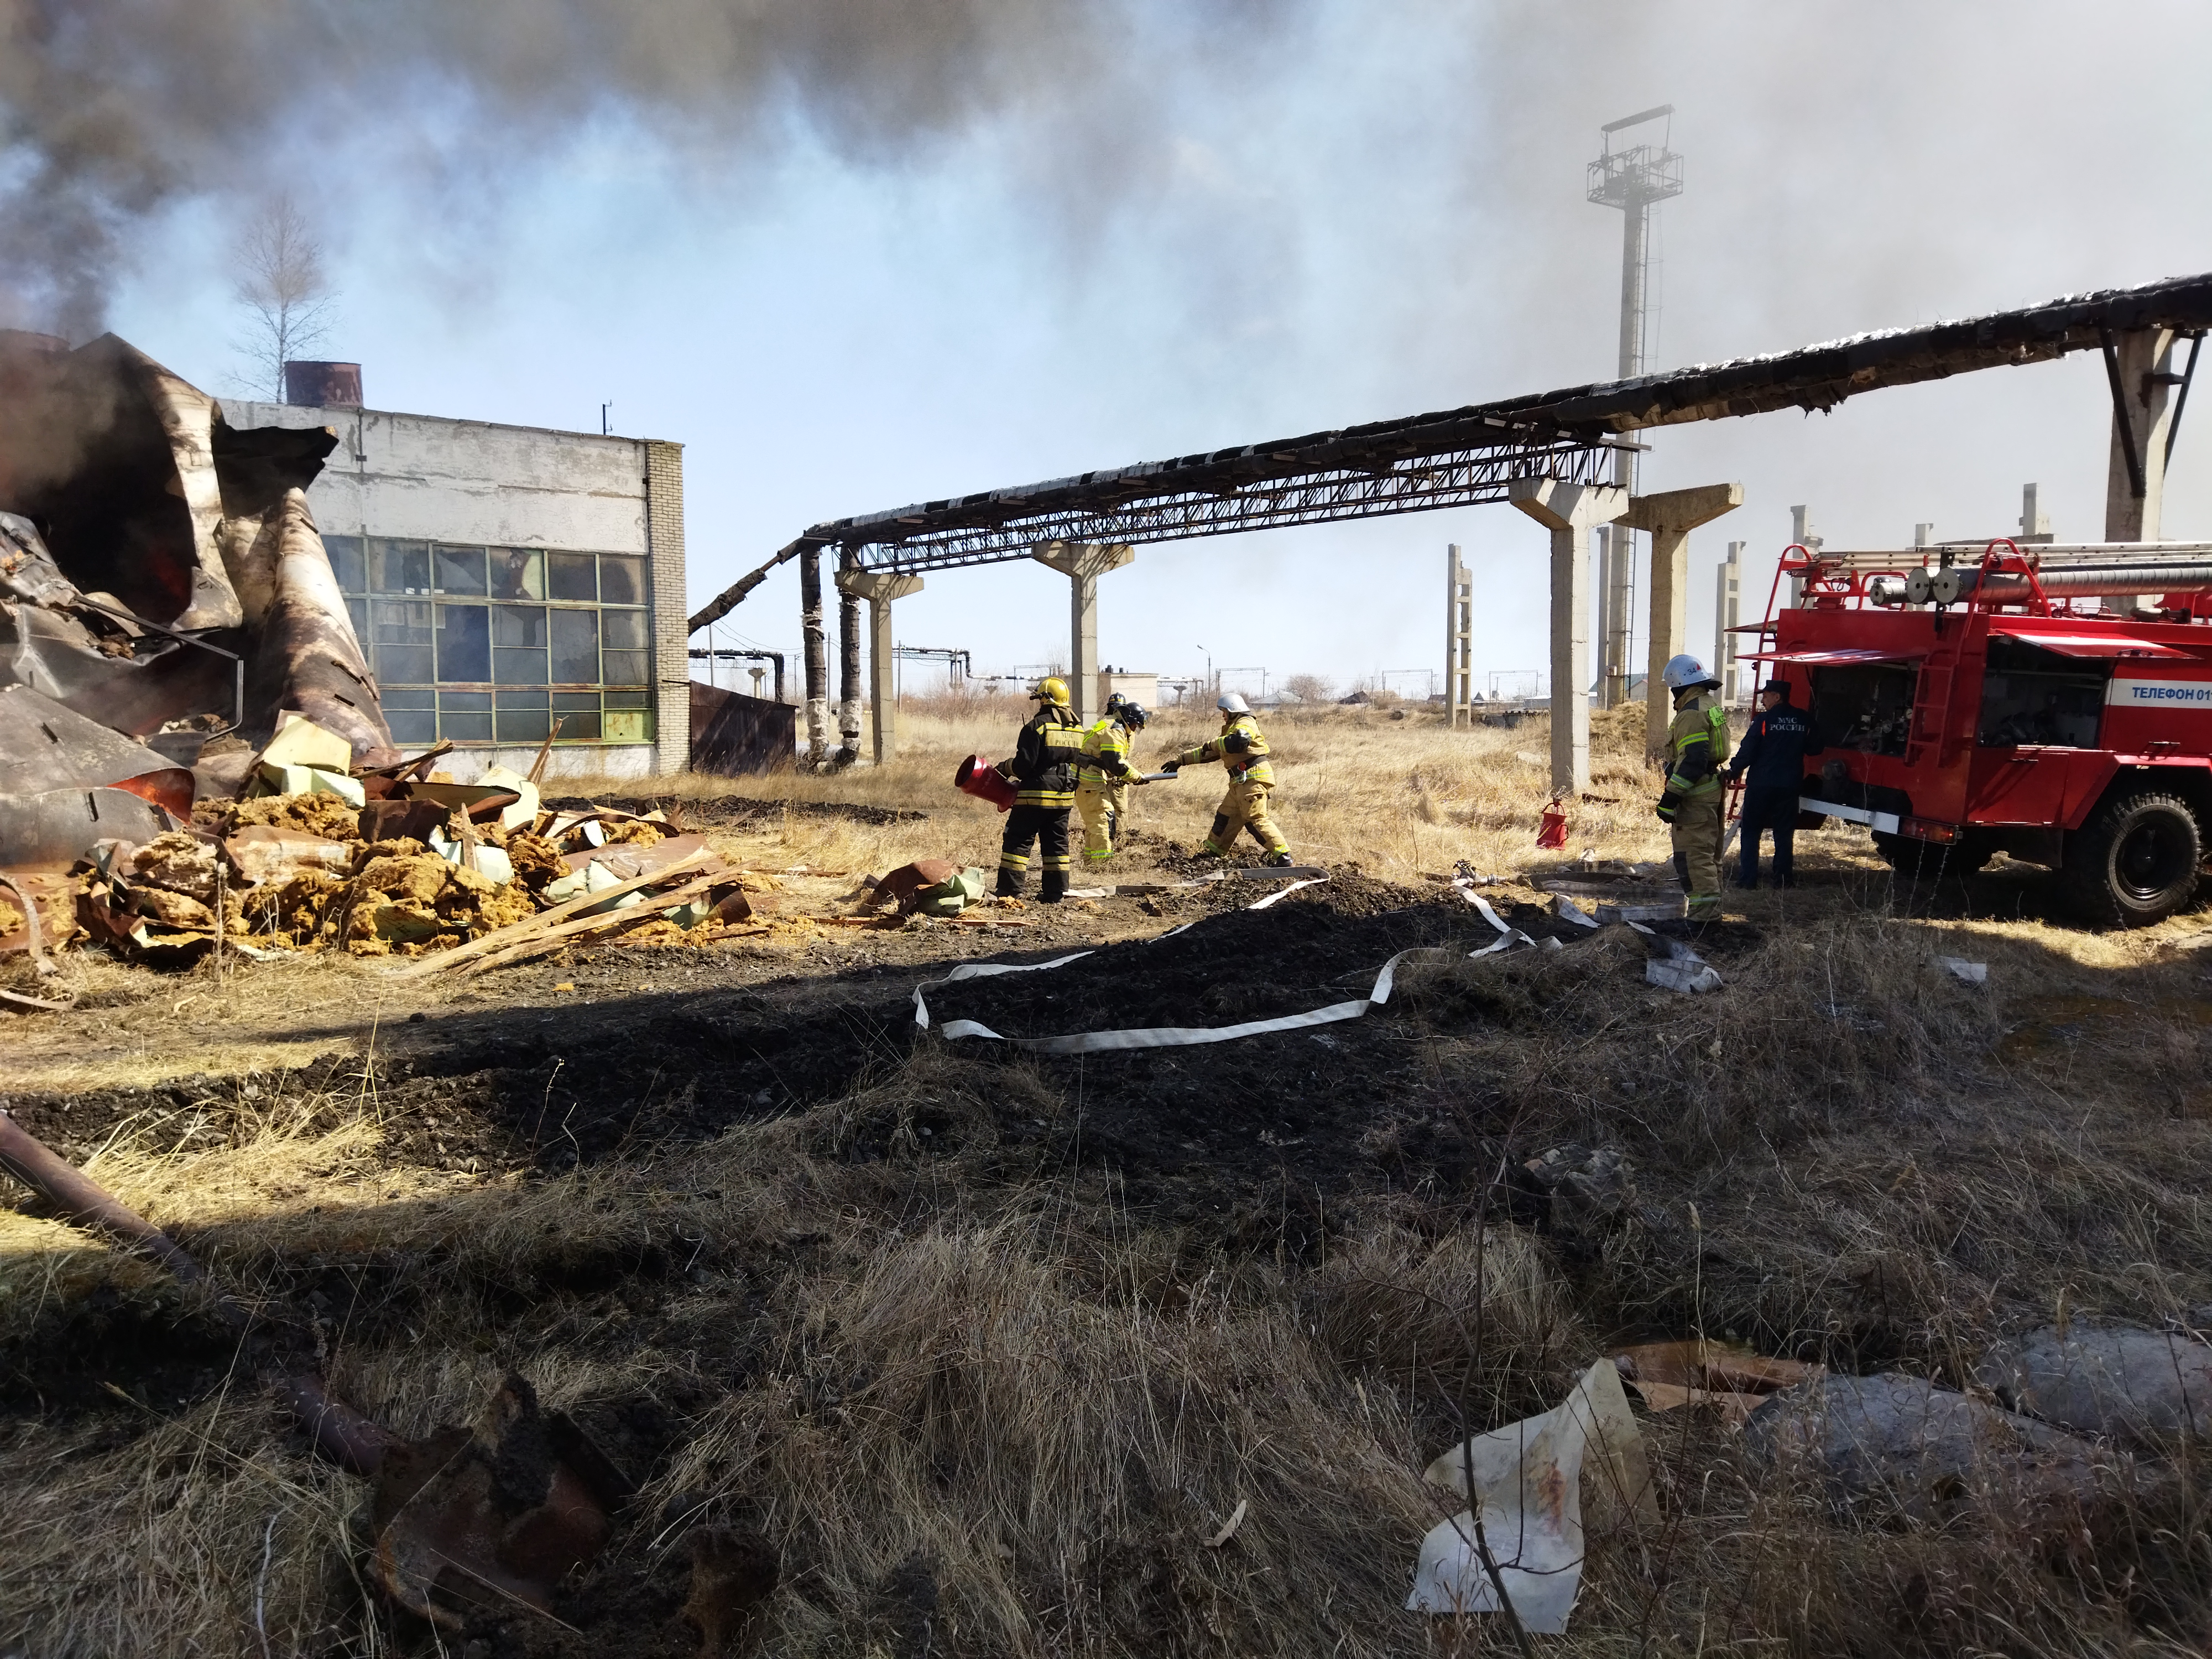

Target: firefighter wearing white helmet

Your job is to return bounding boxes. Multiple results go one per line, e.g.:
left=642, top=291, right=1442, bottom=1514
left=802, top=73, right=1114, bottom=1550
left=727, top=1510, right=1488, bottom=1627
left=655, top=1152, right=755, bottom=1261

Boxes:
left=1656, top=653, right=1731, bottom=921
left=1160, top=690, right=1293, bottom=865
left=993, top=675, right=1086, bottom=902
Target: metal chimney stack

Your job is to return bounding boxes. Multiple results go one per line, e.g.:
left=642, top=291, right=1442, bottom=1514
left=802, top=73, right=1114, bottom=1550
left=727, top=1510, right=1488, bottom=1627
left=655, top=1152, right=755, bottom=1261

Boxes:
left=1588, top=106, right=1682, bottom=709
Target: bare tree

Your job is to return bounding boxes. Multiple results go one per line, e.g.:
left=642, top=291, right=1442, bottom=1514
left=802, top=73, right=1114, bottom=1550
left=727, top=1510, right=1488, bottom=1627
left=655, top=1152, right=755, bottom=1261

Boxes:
left=233, top=196, right=335, bottom=401
left=1282, top=672, right=1334, bottom=704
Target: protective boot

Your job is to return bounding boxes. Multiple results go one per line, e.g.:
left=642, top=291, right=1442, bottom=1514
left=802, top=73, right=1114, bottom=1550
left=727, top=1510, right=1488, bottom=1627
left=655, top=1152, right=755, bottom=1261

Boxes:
left=995, top=867, right=1025, bottom=899
left=1040, top=869, right=1067, bottom=904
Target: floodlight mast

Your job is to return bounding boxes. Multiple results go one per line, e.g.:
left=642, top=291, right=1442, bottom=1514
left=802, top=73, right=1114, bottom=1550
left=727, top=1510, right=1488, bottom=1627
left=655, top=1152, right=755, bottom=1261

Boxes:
left=1588, top=104, right=1682, bottom=707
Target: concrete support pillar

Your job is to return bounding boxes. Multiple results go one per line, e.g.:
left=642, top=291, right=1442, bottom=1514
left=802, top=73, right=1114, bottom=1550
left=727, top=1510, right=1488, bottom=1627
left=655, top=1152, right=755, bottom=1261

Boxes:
left=838, top=568, right=924, bottom=763
left=2105, top=328, right=2178, bottom=542
left=1510, top=478, right=1628, bottom=797
left=2105, top=329, right=2178, bottom=612
left=1622, top=482, right=1743, bottom=754
left=1596, top=525, right=1636, bottom=709
left=1715, top=543, right=1743, bottom=705
left=799, top=543, right=828, bottom=763
left=835, top=546, right=863, bottom=763
left=1444, top=542, right=1473, bottom=727
left=1031, top=539, right=1134, bottom=723
left=2020, top=482, right=2052, bottom=543
left=1787, top=505, right=1821, bottom=610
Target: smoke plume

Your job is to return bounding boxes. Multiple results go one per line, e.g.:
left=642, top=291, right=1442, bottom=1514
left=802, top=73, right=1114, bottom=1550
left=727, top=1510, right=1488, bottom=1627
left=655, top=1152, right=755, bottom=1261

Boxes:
left=0, top=0, right=1278, bottom=338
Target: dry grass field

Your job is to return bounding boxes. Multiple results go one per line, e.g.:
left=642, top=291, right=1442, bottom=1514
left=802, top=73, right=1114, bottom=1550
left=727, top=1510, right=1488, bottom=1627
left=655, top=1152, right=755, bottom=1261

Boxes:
left=7, top=698, right=2212, bottom=1657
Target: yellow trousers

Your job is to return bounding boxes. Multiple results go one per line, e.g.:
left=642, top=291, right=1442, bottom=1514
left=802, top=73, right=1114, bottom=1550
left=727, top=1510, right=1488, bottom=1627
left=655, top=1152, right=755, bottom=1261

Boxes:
left=1670, top=792, right=1725, bottom=919
left=1076, top=779, right=1130, bottom=863
left=1203, top=776, right=1288, bottom=858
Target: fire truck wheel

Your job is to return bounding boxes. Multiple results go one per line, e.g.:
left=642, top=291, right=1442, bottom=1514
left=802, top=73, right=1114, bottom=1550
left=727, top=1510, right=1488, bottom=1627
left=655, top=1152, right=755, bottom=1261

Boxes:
left=2063, top=791, right=2202, bottom=926
left=1872, top=831, right=1991, bottom=881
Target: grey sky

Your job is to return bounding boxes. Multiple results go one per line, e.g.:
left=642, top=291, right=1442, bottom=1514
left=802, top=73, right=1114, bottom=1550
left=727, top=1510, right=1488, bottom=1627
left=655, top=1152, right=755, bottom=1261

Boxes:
left=27, top=0, right=2211, bottom=696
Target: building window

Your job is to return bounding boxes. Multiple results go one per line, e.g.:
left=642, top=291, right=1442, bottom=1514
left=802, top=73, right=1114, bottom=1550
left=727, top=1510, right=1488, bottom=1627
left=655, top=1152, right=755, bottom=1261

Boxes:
left=326, top=535, right=654, bottom=745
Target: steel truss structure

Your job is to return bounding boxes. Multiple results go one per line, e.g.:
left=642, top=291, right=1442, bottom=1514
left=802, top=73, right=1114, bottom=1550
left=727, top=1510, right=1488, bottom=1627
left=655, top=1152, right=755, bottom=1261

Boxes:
left=689, top=269, right=2212, bottom=633
left=826, top=429, right=1623, bottom=573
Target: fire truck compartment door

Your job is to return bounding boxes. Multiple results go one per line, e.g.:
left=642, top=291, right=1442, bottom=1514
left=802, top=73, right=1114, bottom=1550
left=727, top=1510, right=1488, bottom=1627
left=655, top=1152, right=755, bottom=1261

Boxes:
left=1990, top=630, right=2192, bottom=660
left=1749, top=646, right=1927, bottom=666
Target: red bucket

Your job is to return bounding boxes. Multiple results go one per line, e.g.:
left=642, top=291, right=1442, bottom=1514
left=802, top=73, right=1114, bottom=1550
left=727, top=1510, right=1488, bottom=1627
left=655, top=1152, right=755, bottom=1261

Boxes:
left=1535, top=796, right=1569, bottom=851
left=956, top=754, right=1017, bottom=812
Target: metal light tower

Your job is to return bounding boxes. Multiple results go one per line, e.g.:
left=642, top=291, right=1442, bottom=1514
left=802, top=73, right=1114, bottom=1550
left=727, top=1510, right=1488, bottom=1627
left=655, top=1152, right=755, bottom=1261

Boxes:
left=1588, top=105, right=1682, bottom=707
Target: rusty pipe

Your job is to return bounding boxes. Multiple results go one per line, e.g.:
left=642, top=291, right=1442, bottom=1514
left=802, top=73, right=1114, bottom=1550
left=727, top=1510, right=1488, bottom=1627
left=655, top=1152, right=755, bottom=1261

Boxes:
left=0, top=1107, right=211, bottom=1287
left=281, top=1372, right=401, bottom=1476
left=0, top=1109, right=407, bottom=1474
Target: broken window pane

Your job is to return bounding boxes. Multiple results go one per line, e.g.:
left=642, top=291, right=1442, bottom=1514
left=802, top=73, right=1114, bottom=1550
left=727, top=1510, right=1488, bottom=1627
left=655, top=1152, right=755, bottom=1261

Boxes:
left=380, top=646, right=435, bottom=685
left=372, top=540, right=431, bottom=594
left=385, top=708, right=436, bottom=743
left=550, top=608, right=599, bottom=682
left=326, top=536, right=366, bottom=593
left=436, top=604, right=491, bottom=682
left=602, top=609, right=648, bottom=649
left=495, top=690, right=549, bottom=742
left=552, top=691, right=601, bottom=740
left=601, top=650, right=649, bottom=686
left=491, top=604, right=546, bottom=685
left=491, top=606, right=547, bottom=648
left=435, top=547, right=487, bottom=596
left=598, top=555, right=646, bottom=606
left=437, top=687, right=492, bottom=742
left=490, top=549, right=544, bottom=601
left=547, top=553, right=597, bottom=602
left=494, top=648, right=547, bottom=685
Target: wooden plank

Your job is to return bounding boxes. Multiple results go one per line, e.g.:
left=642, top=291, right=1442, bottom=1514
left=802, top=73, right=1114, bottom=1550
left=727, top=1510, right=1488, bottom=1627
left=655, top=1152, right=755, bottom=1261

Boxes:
left=387, top=847, right=715, bottom=979
left=454, top=872, right=727, bottom=978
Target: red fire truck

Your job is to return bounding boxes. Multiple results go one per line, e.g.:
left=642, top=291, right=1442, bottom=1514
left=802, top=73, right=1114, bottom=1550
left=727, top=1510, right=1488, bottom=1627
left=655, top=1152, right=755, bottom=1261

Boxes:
left=1748, top=539, right=2212, bottom=924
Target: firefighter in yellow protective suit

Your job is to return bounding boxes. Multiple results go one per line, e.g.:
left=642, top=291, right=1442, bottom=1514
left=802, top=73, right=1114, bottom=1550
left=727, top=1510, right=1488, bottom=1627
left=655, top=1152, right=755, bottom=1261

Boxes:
left=994, top=677, right=1087, bottom=903
left=1162, top=691, right=1293, bottom=866
left=1655, top=653, right=1731, bottom=921
left=1076, top=696, right=1149, bottom=865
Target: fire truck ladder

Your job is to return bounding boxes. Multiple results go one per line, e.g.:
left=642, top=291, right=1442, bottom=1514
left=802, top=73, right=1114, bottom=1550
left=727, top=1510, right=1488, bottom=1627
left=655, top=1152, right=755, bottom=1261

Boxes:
left=1902, top=647, right=1962, bottom=769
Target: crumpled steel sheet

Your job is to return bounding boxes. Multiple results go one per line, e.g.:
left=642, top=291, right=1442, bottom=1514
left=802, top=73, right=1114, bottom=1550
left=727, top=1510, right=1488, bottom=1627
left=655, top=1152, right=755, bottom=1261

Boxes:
left=0, top=684, right=193, bottom=865
left=0, top=333, right=394, bottom=759
left=0, top=684, right=193, bottom=811
left=369, top=1373, right=632, bottom=1627
left=0, top=785, right=174, bottom=868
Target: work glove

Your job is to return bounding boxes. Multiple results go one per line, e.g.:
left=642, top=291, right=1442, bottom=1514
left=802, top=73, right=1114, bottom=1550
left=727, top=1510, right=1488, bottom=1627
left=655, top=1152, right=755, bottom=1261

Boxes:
left=1655, top=790, right=1683, bottom=824
left=1159, top=759, right=1180, bottom=774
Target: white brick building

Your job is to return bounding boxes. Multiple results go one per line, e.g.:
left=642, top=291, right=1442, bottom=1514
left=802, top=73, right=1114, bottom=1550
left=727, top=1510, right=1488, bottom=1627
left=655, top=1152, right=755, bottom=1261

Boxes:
left=222, top=398, right=688, bottom=781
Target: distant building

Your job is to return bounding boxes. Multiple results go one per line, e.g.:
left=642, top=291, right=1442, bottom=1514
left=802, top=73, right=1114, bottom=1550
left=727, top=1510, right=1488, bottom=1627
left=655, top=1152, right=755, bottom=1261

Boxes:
left=1098, top=669, right=1158, bottom=710
left=222, top=391, right=689, bottom=781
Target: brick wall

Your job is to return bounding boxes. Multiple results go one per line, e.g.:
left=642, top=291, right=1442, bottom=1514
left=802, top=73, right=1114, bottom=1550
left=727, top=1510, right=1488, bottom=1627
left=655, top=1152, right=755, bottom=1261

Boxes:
left=645, top=440, right=690, bottom=774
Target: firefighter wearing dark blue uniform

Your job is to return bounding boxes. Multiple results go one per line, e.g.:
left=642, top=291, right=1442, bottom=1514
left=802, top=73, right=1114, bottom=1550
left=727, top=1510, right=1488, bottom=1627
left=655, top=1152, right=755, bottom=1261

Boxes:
left=995, top=676, right=1086, bottom=903
left=1726, top=679, right=1822, bottom=888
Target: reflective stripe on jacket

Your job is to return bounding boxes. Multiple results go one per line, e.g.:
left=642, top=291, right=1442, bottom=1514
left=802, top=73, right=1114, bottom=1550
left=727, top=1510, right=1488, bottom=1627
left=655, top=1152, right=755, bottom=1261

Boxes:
left=1078, top=716, right=1135, bottom=785
left=1177, top=713, right=1275, bottom=786
left=1665, top=692, right=1730, bottom=797
left=1009, top=705, right=1085, bottom=807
